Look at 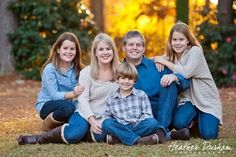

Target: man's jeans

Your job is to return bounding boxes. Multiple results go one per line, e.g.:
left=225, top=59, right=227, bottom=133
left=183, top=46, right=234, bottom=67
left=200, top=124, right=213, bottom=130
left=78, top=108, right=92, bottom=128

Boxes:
left=153, top=83, right=178, bottom=134
left=172, top=101, right=219, bottom=140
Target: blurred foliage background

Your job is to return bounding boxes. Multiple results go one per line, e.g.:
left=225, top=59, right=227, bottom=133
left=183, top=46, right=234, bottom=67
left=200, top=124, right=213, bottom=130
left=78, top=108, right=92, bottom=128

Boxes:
left=7, top=0, right=97, bottom=79
left=7, top=0, right=236, bottom=86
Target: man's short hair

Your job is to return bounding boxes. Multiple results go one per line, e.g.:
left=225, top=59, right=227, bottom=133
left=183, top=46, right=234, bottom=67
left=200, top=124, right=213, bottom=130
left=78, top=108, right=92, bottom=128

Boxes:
left=123, top=30, right=145, bottom=46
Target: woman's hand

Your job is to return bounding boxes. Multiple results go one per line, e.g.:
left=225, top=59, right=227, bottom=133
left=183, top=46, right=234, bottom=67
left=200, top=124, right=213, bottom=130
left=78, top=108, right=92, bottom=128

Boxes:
left=161, top=74, right=178, bottom=87
left=73, top=84, right=85, bottom=96
left=88, top=116, right=103, bottom=134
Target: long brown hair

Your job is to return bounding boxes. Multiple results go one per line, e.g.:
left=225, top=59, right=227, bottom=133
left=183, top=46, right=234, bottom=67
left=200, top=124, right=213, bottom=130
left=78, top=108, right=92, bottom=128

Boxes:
left=41, top=32, right=84, bottom=76
left=166, top=22, right=202, bottom=62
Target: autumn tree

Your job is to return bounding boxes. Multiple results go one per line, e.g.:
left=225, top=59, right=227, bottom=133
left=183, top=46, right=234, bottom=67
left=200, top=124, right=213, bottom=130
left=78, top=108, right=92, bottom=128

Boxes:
left=8, top=0, right=97, bottom=79
left=89, top=0, right=104, bottom=31
left=217, top=0, right=234, bottom=25
left=197, top=0, right=236, bottom=86
left=0, top=0, right=16, bottom=75
left=176, top=0, right=189, bottom=24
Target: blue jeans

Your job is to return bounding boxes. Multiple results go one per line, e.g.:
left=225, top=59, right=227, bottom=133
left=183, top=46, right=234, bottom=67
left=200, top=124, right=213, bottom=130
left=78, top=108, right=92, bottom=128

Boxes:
left=101, top=118, right=159, bottom=146
left=154, top=82, right=178, bottom=134
left=172, top=101, right=219, bottom=140
left=63, top=112, right=89, bottom=144
left=40, top=100, right=75, bottom=122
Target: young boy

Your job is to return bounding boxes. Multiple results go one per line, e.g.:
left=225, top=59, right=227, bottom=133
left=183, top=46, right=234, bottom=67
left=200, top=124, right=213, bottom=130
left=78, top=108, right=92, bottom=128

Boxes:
left=101, top=62, right=161, bottom=146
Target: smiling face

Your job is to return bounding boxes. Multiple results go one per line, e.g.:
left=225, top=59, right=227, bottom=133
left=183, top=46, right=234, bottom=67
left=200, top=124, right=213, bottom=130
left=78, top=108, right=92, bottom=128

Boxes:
left=96, top=41, right=114, bottom=65
left=118, top=76, right=135, bottom=94
left=171, top=31, right=189, bottom=57
left=123, top=37, right=145, bottom=64
left=57, top=40, right=76, bottom=65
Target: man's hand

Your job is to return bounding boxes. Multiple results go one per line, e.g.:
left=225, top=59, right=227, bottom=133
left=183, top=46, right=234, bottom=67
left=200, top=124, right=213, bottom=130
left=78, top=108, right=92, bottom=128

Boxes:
left=161, top=74, right=178, bottom=87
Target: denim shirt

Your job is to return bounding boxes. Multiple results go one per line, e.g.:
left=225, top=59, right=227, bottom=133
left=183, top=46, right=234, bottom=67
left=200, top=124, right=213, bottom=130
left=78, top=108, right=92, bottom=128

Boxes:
left=35, top=63, right=78, bottom=112
left=125, top=57, right=190, bottom=117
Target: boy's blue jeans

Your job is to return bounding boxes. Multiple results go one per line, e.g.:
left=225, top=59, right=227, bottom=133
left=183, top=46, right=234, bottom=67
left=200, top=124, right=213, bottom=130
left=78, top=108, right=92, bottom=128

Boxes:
left=100, top=118, right=159, bottom=146
left=172, top=101, right=219, bottom=140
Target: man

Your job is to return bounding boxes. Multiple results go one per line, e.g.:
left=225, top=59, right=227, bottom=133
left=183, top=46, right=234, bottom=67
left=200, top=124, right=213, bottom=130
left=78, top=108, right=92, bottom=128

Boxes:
left=122, top=30, right=190, bottom=143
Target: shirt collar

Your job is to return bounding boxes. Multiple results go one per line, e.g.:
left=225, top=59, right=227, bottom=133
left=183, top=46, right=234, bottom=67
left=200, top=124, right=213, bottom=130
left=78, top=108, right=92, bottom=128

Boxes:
left=139, top=56, right=150, bottom=68
left=51, top=63, right=74, bottom=71
left=114, top=87, right=138, bottom=98
left=123, top=56, right=149, bottom=68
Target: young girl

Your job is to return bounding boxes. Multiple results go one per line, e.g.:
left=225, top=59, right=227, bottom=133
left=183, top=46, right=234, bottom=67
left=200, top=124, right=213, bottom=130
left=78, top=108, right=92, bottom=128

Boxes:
left=154, top=22, right=222, bottom=140
left=36, top=32, right=84, bottom=132
left=17, top=33, right=120, bottom=145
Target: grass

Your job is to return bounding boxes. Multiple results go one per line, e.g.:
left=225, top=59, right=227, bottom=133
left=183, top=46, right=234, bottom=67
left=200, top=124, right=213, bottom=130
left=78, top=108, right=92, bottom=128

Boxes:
left=0, top=136, right=235, bottom=157
left=0, top=117, right=235, bottom=157
left=0, top=77, right=235, bottom=157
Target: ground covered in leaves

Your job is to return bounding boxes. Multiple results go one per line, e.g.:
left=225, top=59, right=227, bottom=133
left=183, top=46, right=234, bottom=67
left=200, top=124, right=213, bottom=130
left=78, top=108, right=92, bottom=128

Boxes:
left=0, top=74, right=235, bottom=157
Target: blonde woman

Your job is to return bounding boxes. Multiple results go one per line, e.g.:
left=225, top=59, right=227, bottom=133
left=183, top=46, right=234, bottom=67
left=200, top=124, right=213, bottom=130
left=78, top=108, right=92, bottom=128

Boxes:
left=18, top=33, right=120, bottom=144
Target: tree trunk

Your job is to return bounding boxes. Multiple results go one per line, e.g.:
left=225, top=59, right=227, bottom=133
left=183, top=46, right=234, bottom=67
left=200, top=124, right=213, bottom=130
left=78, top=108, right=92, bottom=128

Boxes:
left=217, top=0, right=234, bottom=25
left=89, top=0, right=104, bottom=31
left=0, top=0, right=16, bottom=75
left=176, top=0, right=189, bottom=24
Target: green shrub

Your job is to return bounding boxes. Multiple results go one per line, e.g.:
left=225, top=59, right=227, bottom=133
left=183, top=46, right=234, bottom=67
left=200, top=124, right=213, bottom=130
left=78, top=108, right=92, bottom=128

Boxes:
left=197, top=22, right=236, bottom=87
left=8, top=0, right=97, bottom=79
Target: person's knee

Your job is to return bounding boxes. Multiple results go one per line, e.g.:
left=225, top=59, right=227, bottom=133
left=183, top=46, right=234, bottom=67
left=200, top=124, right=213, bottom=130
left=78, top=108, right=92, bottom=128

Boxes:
left=102, top=119, right=113, bottom=130
left=62, top=105, right=76, bottom=118
left=64, top=124, right=88, bottom=144
left=201, top=129, right=218, bottom=140
left=199, top=113, right=219, bottom=140
left=167, top=82, right=178, bottom=92
left=146, top=118, right=159, bottom=129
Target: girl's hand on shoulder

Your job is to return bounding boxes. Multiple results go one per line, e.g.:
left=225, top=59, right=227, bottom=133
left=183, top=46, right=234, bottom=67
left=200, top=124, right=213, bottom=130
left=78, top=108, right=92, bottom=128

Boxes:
left=88, top=116, right=103, bottom=134
left=161, top=74, right=178, bottom=87
left=73, top=84, right=85, bottom=96
left=155, top=62, right=165, bottom=72
left=154, top=56, right=166, bottom=72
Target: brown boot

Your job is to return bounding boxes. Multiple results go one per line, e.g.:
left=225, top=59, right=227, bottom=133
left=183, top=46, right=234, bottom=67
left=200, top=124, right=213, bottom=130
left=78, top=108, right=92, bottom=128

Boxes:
left=136, top=134, right=159, bottom=145
left=106, top=134, right=121, bottom=145
left=17, top=126, right=63, bottom=145
left=155, top=129, right=165, bottom=143
left=41, top=113, right=64, bottom=132
left=170, top=128, right=190, bottom=140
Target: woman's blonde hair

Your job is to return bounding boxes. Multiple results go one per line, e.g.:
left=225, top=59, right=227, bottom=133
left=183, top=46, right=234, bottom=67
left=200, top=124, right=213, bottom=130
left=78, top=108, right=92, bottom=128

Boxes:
left=90, top=33, right=120, bottom=80
left=115, top=62, right=138, bottom=82
left=166, top=22, right=202, bottom=62
left=41, top=32, right=84, bottom=76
